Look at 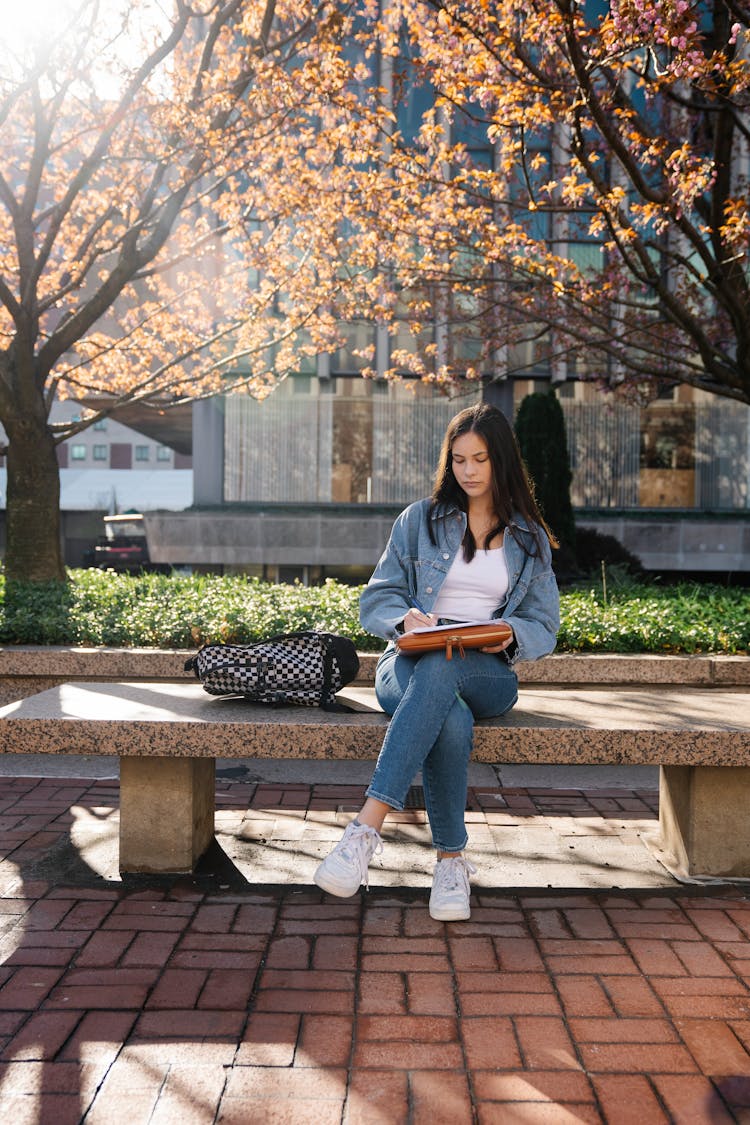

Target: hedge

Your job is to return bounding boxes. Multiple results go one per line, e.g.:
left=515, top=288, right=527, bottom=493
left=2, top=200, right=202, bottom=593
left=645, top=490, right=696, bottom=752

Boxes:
left=0, top=571, right=747, bottom=654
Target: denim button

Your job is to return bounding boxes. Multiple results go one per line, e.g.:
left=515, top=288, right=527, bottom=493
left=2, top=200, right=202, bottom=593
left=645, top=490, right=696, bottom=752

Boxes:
left=443, top=553, right=450, bottom=559
left=426, top=586, right=433, bottom=594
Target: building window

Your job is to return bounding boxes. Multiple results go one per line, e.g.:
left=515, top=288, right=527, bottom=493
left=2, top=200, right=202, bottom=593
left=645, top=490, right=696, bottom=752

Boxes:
left=70, top=444, right=86, bottom=460
left=223, top=378, right=481, bottom=505
left=93, top=419, right=108, bottom=431
left=93, top=445, right=108, bottom=461
left=156, top=446, right=171, bottom=462
left=135, top=445, right=150, bottom=462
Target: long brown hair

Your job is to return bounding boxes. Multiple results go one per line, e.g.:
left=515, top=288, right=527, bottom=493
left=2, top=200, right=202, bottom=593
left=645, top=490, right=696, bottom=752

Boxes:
left=429, top=402, right=558, bottom=561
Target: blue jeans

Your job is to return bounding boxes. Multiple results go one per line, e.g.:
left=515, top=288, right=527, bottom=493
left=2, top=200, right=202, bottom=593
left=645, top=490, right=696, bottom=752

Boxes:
left=366, top=646, right=518, bottom=852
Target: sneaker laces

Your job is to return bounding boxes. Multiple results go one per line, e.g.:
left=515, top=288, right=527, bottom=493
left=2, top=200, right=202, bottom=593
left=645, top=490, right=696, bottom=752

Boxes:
left=335, top=822, right=383, bottom=889
left=434, top=855, right=477, bottom=895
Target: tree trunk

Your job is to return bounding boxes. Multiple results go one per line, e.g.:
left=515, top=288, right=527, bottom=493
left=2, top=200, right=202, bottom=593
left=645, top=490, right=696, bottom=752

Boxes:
left=4, top=413, right=66, bottom=583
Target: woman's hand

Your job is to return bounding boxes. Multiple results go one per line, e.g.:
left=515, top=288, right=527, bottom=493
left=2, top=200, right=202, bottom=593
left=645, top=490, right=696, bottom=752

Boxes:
left=481, top=622, right=514, bottom=654
left=402, top=608, right=437, bottom=632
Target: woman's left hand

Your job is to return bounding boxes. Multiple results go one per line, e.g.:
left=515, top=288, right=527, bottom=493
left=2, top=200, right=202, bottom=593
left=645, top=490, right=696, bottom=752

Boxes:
left=481, top=622, right=514, bottom=654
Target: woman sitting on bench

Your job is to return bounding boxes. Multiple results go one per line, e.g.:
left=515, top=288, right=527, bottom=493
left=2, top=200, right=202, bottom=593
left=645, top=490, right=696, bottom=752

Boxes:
left=313, top=402, right=560, bottom=921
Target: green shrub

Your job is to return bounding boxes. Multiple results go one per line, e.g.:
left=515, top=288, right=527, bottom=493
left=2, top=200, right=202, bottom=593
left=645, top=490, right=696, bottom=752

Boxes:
left=0, top=571, right=747, bottom=655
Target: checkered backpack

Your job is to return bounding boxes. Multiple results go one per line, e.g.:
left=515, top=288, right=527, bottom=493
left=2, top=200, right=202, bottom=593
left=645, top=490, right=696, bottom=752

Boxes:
left=184, top=630, right=360, bottom=710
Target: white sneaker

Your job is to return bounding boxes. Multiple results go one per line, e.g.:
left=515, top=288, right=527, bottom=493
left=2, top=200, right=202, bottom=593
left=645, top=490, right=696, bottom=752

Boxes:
left=314, top=821, right=383, bottom=897
left=429, top=856, right=477, bottom=921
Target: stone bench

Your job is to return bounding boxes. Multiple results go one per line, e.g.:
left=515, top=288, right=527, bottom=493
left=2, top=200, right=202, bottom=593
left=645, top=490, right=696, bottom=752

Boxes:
left=0, top=675, right=749, bottom=881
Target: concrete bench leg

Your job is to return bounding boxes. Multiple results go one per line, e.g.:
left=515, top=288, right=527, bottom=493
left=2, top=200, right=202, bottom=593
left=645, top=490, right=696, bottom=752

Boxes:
left=119, top=757, right=215, bottom=874
left=659, top=765, right=750, bottom=878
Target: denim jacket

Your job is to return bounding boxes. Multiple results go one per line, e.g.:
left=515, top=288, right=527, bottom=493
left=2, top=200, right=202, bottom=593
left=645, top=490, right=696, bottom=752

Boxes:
left=359, top=498, right=560, bottom=665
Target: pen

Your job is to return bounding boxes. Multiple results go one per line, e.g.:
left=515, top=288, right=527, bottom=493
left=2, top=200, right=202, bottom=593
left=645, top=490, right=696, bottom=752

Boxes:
left=411, top=597, right=429, bottom=615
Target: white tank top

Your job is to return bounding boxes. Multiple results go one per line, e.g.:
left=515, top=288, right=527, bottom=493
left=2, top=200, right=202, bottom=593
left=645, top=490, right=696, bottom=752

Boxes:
left=432, top=547, right=509, bottom=621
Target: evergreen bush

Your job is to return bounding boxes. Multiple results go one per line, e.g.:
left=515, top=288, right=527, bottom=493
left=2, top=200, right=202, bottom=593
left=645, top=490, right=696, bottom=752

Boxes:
left=515, top=390, right=576, bottom=554
left=0, top=571, right=746, bottom=654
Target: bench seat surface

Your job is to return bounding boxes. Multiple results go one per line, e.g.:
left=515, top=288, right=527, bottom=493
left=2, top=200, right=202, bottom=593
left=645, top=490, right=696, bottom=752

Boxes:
left=0, top=681, right=747, bottom=766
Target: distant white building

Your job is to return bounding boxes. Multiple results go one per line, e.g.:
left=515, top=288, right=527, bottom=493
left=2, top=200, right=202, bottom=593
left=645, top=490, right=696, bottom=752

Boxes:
left=0, top=399, right=193, bottom=513
left=0, top=400, right=193, bottom=566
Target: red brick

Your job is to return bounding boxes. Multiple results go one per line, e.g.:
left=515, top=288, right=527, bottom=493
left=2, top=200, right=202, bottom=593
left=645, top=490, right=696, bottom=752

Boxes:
left=362, top=936, right=449, bottom=956
left=529, top=909, right=571, bottom=940
left=21, top=900, right=74, bottom=930
left=352, top=1040, right=464, bottom=1069
left=76, top=930, right=133, bottom=967
left=357, top=1014, right=457, bottom=1043
left=665, top=995, right=750, bottom=1019
left=361, top=954, right=451, bottom=973
left=236, top=1011, right=299, bottom=1065
left=456, top=971, right=553, bottom=995
left=653, top=1074, right=736, bottom=1124
left=232, top=903, right=277, bottom=933
left=0, top=1092, right=84, bottom=1125
left=682, top=908, right=746, bottom=943
left=46, top=985, right=149, bottom=1009
left=475, top=1099, right=601, bottom=1123
left=568, top=1016, right=678, bottom=1044
left=260, top=969, right=354, bottom=992
left=580, top=1042, right=699, bottom=1074
left=121, top=932, right=180, bottom=967
left=103, top=913, right=189, bottom=933
left=461, top=1016, right=521, bottom=1069
left=0, top=1010, right=82, bottom=1061
left=515, top=1016, right=581, bottom=1071
left=626, top=938, right=688, bottom=976
left=547, top=954, right=638, bottom=976
left=223, top=1065, right=347, bottom=1100
left=472, top=1069, right=594, bottom=1103
left=312, top=934, right=359, bottom=971
left=188, top=904, right=236, bottom=934
left=715, top=1076, right=750, bottom=1108
left=407, top=972, right=456, bottom=1016
left=278, top=916, right=360, bottom=936
left=563, top=908, right=616, bottom=940
left=541, top=938, right=625, bottom=957
left=0, top=967, right=65, bottom=1009
left=676, top=1019, right=750, bottom=1076
left=461, top=992, right=562, bottom=1017
left=344, top=1069, right=408, bottom=1124
left=133, top=1010, right=244, bottom=1039
left=171, top=950, right=261, bottom=973
left=150, top=1063, right=227, bottom=1125
left=59, top=901, right=115, bottom=930
left=262, top=935, right=311, bottom=970
left=178, top=933, right=266, bottom=953
left=616, top=922, right=701, bottom=943
left=59, top=967, right=157, bottom=989
left=146, top=969, right=206, bottom=1010
left=600, top=976, right=665, bottom=1017
left=198, top=969, right=255, bottom=1011
left=410, top=1069, right=472, bottom=1123
left=495, top=937, right=545, bottom=973
left=591, top=1074, right=670, bottom=1124
left=358, top=971, right=407, bottom=1014
left=671, top=940, right=736, bottom=977
left=448, top=937, right=499, bottom=971
left=255, top=988, right=355, bottom=1015
left=361, top=906, right=403, bottom=936
left=298, top=1014, right=353, bottom=1067
left=2, top=945, right=77, bottom=967
left=58, top=1011, right=138, bottom=1063
left=556, top=976, right=615, bottom=1018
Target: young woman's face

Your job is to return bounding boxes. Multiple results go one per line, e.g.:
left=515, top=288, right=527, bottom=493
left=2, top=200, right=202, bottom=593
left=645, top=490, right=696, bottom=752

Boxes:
left=451, top=431, right=493, bottom=503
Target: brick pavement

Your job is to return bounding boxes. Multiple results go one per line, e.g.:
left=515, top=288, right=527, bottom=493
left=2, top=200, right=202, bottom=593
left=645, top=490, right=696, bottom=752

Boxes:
left=0, top=776, right=749, bottom=1123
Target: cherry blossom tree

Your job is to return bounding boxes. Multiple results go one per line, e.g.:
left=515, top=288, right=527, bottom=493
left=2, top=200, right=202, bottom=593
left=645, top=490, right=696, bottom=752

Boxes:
left=350, top=0, right=750, bottom=404
left=0, top=0, right=389, bottom=581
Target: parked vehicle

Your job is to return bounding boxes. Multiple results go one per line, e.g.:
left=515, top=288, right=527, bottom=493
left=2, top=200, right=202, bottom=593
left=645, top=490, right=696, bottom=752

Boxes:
left=83, top=513, right=169, bottom=572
